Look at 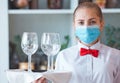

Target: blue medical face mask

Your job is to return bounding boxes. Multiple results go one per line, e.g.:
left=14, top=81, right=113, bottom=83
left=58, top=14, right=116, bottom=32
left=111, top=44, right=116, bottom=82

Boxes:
left=75, top=25, right=101, bottom=44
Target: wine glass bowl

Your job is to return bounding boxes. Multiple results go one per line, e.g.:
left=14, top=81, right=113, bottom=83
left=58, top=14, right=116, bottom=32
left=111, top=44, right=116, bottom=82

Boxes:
left=21, top=32, right=38, bottom=72
left=41, top=43, right=60, bottom=56
left=41, top=33, right=61, bottom=71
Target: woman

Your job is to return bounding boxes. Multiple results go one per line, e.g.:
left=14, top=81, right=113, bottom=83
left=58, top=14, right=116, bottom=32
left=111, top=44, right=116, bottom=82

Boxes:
left=34, top=2, right=120, bottom=83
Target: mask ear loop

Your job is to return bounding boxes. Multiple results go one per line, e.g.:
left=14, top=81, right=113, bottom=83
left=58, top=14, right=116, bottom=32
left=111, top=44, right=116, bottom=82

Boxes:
left=76, top=36, right=91, bottom=49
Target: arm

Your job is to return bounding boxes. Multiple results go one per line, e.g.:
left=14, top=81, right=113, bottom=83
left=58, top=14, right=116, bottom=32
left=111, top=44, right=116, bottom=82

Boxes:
left=55, top=51, right=64, bottom=70
left=114, top=51, right=120, bottom=83
left=114, top=66, right=120, bottom=83
left=33, top=52, right=64, bottom=83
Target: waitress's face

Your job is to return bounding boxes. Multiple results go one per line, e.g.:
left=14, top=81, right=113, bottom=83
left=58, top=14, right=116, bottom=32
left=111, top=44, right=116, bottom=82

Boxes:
left=74, top=8, right=104, bottom=31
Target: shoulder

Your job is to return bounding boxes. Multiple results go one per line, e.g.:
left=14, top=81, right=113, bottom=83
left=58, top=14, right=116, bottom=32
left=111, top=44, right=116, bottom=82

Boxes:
left=101, top=44, right=120, bottom=56
left=101, top=44, right=120, bottom=67
left=101, top=44, right=120, bottom=62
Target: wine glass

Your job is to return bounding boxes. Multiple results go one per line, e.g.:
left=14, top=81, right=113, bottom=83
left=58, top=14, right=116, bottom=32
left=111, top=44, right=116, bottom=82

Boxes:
left=21, top=32, right=38, bottom=72
left=41, top=33, right=61, bottom=71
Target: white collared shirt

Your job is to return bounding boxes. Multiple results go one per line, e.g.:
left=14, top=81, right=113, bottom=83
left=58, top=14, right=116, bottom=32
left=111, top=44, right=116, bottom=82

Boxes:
left=55, top=42, right=120, bottom=83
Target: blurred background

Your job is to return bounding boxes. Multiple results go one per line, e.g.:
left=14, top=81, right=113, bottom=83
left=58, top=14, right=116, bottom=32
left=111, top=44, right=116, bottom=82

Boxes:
left=0, top=0, right=120, bottom=83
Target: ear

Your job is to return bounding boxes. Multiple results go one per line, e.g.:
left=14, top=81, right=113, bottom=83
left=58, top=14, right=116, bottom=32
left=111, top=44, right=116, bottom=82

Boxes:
left=100, top=20, right=104, bottom=32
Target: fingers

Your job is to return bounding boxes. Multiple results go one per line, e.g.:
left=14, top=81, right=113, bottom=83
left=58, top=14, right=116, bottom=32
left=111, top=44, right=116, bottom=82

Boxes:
left=37, top=77, right=47, bottom=83
left=32, top=77, right=47, bottom=83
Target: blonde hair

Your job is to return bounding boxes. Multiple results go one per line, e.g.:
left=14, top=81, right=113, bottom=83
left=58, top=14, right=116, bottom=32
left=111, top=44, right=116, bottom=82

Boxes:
left=73, top=2, right=103, bottom=21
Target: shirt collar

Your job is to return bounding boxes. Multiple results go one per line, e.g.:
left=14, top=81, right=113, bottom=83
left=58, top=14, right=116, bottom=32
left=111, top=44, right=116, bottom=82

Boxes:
left=78, top=41, right=101, bottom=50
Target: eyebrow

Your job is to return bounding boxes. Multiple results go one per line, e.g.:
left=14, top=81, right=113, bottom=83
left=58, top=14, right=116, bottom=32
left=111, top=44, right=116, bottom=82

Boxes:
left=75, top=19, right=84, bottom=21
left=76, top=18, right=96, bottom=21
left=89, top=18, right=96, bottom=20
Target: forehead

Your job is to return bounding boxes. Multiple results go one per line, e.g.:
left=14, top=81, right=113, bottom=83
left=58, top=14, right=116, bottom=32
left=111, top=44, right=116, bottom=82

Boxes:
left=74, top=8, right=100, bottom=20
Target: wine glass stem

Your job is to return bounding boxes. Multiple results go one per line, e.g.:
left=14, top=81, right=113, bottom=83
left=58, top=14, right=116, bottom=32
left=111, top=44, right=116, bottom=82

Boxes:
left=47, top=55, right=51, bottom=71
left=51, top=56, right=54, bottom=70
left=28, top=55, right=32, bottom=72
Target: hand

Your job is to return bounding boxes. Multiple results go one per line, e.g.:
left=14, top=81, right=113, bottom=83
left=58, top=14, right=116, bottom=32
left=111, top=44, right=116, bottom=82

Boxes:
left=32, top=77, right=47, bottom=83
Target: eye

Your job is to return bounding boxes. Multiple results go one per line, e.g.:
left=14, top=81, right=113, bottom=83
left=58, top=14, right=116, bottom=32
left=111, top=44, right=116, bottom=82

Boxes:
left=78, top=21, right=84, bottom=25
left=89, top=20, right=96, bottom=25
